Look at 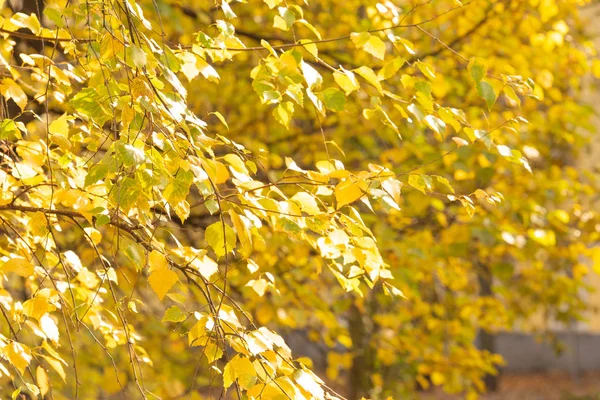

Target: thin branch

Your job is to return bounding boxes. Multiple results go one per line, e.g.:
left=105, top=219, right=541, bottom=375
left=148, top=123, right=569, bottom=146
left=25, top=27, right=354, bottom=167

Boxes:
left=0, top=28, right=92, bottom=42
left=412, top=3, right=495, bottom=61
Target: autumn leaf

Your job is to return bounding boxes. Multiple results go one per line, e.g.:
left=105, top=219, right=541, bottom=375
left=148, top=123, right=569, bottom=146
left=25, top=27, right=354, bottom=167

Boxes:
left=0, top=257, right=34, bottom=277
left=149, top=268, right=179, bottom=300
left=0, top=78, right=27, bottom=111
left=223, top=355, right=257, bottom=389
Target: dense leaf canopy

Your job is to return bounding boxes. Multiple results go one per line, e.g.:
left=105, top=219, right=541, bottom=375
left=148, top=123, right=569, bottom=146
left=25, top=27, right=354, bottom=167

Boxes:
left=0, top=0, right=599, bottom=399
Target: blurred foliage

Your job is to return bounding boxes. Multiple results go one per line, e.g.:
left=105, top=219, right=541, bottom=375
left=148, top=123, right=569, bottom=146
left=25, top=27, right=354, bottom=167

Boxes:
left=0, top=0, right=599, bottom=399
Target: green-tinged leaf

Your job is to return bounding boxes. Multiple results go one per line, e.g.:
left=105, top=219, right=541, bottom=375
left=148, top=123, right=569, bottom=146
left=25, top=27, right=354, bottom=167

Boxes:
left=124, top=241, right=145, bottom=271
left=378, top=57, right=406, bottom=80
left=322, top=87, right=346, bottom=111
left=129, top=45, right=147, bottom=68
left=295, top=19, right=322, bottom=39
left=468, top=58, right=487, bottom=83
left=164, top=169, right=194, bottom=204
left=476, top=80, right=497, bottom=109
left=273, top=7, right=295, bottom=30
left=116, top=142, right=145, bottom=167
left=416, top=62, right=436, bottom=80
left=162, top=306, right=187, bottom=322
left=44, top=7, right=64, bottom=27
left=0, top=119, right=21, bottom=139
left=273, top=101, right=294, bottom=128
left=84, top=164, right=110, bottom=187
left=221, top=1, right=237, bottom=18
left=433, top=175, right=455, bottom=194
left=408, top=174, right=432, bottom=194
left=113, top=177, right=142, bottom=211
left=205, top=222, right=237, bottom=257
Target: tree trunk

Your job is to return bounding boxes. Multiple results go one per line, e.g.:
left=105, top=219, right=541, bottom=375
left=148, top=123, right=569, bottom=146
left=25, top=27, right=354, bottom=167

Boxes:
left=477, top=261, right=499, bottom=392
left=348, top=303, right=369, bottom=400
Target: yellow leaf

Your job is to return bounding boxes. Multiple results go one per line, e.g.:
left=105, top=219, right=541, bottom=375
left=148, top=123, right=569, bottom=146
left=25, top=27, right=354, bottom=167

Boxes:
left=4, top=342, right=32, bottom=375
left=205, top=221, right=237, bottom=257
left=12, top=162, right=38, bottom=180
left=0, top=78, right=27, bottom=111
left=223, top=154, right=248, bottom=174
left=203, top=342, right=223, bottom=363
left=333, top=68, right=360, bottom=95
left=49, top=114, right=70, bottom=135
left=503, top=85, right=521, bottom=107
left=149, top=268, right=179, bottom=300
left=223, top=355, right=257, bottom=389
left=264, top=0, right=281, bottom=8
left=41, top=355, right=66, bottom=382
left=291, top=192, right=321, bottom=215
left=202, top=158, right=230, bottom=184
left=49, top=114, right=72, bottom=150
left=37, top=366, right=50, bottom=397
left=273, top=101, right=294, bottom=128
left=452, top=136, right=469, bottom=147
left=23, top=293, right=51, bottom=321
left=1, top=257, right=34, bottom=277
left=16, top=140, right=46, bottom=167
left=130, top=76, right=154, bottom=100
left=215, top=162, right=230, bottom=184
left=148, top=250, right=168, bottom=272
left=84, top=227, right=102, bottom=245
left=416, top=61, right=436, bottom=80
left=350, top=32, right=386, bottom=60
left=180, top=52, right=199, bottom=81
left=247, top=381, right=290, bottom=399
left=188, top=314, right=212, bottom=347
left=247, top=278, right=268, bottom=297
left=353, top=66, right=383, bottom=93
left=247, top=259, right=260, bottom=274
left=335, top=180, right=366, bottom=209
left=229, top=210, right=253, bottom=256
left=294, top=369, right=324, bottom=398
left=25, top=383, right=40, bottom=397
left=10, top=12, right=42, bottom=34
